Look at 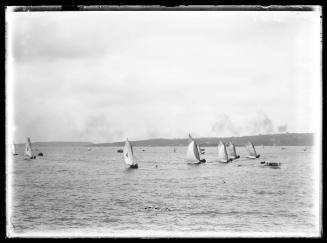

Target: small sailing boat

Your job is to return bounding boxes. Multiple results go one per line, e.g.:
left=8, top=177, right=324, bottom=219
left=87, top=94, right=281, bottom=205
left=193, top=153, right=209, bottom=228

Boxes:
left=226, top=141, right=240, bottom=160
left=123, top=138, right=138, bottom=169
left=186, top=134, right=206, bottom=164
left=24, top=137, right=36, bottom=159
left=12, top=143, right=18, bottom=155
left=245, top=141, right=260, bottom=159
left=217, top=140, right=232, bottom=163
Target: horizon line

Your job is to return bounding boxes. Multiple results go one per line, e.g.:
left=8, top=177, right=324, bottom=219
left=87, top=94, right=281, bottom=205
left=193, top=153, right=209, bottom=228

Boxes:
left=13, top=132, right=313, bottom=145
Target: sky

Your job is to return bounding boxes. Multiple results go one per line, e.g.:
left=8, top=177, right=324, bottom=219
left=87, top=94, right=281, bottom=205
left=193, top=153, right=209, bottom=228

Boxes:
left=6, top=9, right=321, bottom=143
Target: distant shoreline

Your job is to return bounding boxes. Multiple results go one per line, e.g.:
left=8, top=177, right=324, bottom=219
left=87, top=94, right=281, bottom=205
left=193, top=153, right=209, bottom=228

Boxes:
left=15, top=133, right=314, bottom=147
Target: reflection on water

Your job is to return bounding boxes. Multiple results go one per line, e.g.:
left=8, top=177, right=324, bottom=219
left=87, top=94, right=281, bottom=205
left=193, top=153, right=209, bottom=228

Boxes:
left=8, top=146, right=318, bottom=236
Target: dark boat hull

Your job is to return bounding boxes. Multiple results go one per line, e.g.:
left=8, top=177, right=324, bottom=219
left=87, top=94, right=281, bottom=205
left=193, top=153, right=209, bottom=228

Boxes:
left=230, top=155, right=240, bottom=160
left=130, top=164, right=138, bottom=169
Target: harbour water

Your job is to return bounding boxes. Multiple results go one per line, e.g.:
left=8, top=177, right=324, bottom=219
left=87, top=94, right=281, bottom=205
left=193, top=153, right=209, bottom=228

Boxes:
left=8, top=145, right=319, bottom=237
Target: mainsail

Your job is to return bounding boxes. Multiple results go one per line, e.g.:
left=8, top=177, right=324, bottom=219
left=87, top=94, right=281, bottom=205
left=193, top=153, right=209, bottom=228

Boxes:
left=246, top=141, right=257, bottom=157
left=217, top=140, right=229, bottom=162
left=197, top=145, right=205, bottom=154
left=186, top=134, right=201, bottom=162
left=227, top=141, right=237, bottom=159
left=12, top=143, right=16, bottom=155
left=24, top=137, right=33, bottom=158
left=123, top=138, right=136, bottom=166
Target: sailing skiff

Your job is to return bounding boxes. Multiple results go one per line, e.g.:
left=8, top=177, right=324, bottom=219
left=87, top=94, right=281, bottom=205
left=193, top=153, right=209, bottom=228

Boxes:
left=123, top=138, right=138, bottom=168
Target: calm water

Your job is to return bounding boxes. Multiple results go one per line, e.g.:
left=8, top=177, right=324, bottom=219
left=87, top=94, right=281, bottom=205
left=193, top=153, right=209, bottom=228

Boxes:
left=8, top=145, right=319, bottom=237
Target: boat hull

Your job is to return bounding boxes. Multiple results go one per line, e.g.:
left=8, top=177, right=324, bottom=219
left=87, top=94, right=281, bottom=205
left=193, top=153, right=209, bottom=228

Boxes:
left=186, top=159, right=202, bottom=165
left=186, top=160, right=201, bottom=164
left=130, top=164, right=138, bottom=169
left=218, top=158, right=233, bottom=163
left=246, top=154, right=260, bottom=159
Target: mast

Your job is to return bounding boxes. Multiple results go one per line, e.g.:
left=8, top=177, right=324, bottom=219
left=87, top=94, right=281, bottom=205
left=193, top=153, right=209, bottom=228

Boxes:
left=247, top=141, right=257, bottom=157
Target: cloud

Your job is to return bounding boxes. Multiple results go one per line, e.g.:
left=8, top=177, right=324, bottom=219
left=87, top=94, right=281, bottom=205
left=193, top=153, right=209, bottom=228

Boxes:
left=9, top=12, right=318, bottom=142
left=245, top=111, right=275, bottom=135
left=211, top=114, right=241, bottom=137
left=211, top=111, right=277, bottom=137
left=11, top=15, right=111, bottom=62
left=277, top=124, right=288, bottom=133
left=73, top=115, right=124, bottom=143
left=147, top=129, right=158, bottom=139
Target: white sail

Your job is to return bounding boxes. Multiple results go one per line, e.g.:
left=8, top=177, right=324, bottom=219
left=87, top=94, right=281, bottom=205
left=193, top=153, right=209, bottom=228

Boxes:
left=227, top=141, right=237, bottom=159
left=217, top=141, right=229, bottom=162
left=197, top=144, right=205, bottom=155
left=197, top=145, right=202, bottom=153
left=123, top=139, right=136, bottom=166
left=246, top=141, right=257, bottom=157
left=12, top=143, right=16, bottom=155
left=186, top=134, right=201, bottom=162
left=24, top=137, right=33, bottom=158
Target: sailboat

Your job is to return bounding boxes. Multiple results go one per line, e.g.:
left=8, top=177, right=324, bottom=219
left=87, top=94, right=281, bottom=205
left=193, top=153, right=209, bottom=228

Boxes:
left=245, top=141, right=260, bottom=159
left=186, top=134, right=206, bottom=164
left=12, top=143, right=18, bottom=155
left=217, top=140, right=232, bottom=163
left=226, top=141, right=240, bottom=160
left=24, top=137, right=36, bottom=159
left=123, top=138, right=138, bottom=169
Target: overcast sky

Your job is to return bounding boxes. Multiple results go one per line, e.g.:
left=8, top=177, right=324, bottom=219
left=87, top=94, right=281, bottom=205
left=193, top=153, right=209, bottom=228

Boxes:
left=7, top=10, right=321, bottom=143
